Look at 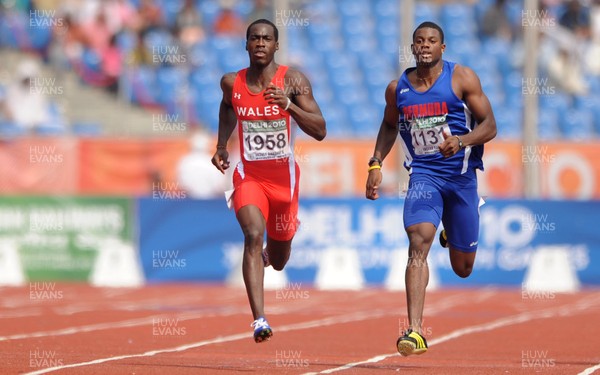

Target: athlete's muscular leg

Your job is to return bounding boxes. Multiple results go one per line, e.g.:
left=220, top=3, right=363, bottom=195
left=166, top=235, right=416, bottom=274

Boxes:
left=265, top=237, right=292, bottom=271
left=236, top=205, right=267, bottom=320
left=405, top=222, right=436, bottom=334
left=449, top=248, right=476, bottom=278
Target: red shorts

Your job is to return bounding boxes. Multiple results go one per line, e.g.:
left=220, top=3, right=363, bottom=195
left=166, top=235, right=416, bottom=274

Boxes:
left=232, top=163, right=300, bottom=241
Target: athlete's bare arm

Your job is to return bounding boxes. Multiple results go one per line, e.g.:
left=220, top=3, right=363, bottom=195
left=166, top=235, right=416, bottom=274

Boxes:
left=265, top=68, right=326, bottom=141
left=439, top=65, right=497, bottom=157
left=366, top=79, right=400, bottom=200
left=212, top=72, right=237, bottom=174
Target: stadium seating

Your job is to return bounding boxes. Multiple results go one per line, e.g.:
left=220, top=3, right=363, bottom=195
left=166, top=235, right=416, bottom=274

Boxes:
left=1, top=0, right=598, bottom=140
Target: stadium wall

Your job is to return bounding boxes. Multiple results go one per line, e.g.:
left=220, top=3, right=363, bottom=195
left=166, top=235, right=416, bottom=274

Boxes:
left=1, top=138, right=600, bottom=199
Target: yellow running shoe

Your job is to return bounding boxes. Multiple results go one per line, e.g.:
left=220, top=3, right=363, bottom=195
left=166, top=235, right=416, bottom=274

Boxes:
left=396, top=329, right=428, bottom=356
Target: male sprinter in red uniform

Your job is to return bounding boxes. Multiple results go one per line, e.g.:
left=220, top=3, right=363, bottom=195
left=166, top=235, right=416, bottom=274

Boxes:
left=212, top=19, right=326, bottom=343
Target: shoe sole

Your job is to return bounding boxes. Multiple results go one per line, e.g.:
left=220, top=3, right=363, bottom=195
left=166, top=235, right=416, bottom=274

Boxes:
left=254, top=327, right=273, bottom=343
left=397, top=340, right=428, bottom=356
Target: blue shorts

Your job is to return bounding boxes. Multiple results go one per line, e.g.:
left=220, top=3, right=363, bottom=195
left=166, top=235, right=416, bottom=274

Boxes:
left=403, top=170, right=480, bottom=253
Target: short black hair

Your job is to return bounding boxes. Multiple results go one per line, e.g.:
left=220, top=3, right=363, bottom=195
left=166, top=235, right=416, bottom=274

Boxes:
left=246, top=19, right=279, bottom=42
left=413, top=21, right=444, bottom=43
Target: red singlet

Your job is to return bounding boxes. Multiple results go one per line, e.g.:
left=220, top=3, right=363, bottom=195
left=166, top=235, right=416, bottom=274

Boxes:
left=230, top=65, right=299, bottom=241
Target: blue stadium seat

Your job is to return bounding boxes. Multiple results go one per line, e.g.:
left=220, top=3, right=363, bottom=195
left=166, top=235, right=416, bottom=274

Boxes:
left=0, top=121, right=27, bottom=138
left=198, top=0, right=220, bottom=27
left=130, top=66, right=159, bottom=106
left=71, top=122, right=103, bottom=137
left=584, top=74, right=600, bottom=96
left=195, top=84, right=220, bottom=131
left=494, top=106, right=521, bottom=140
left=440, top=3, right=475, bottom=32
left=307, top=20, right=343, bottom=53
left=478, top=69, right=501, bottom=91
left=311, top=83, right=333, bottom=106
left=574, top=95, right=600, bottom=135
left=485, top=89, right=505, bottom=108
left=415, top=2, right=440, bottom=25
left=338, top=0, right=370, bottom=17
left=26, top=20, right=53, bottom=50
left=219, top=48, right=247, bottom=73
left=190, top=66, right=222, bottom=90
left=156, top=66, right=188, bottom=109
left=208, top=35, right=244, bottom=55
left=189, top=42, right=218, bottom=68
left=329, top=68, right=362, bottom=95
left=453, top=39, right=482, bottom=63
left=324, top=51, right=357, bottom=74
left=374, top=0, right=398, bottom=18
left=539, top=93, right=572, bottom=113
left=304, top=0, right=337, bottom=17
left=473, top=0, right=495, bottom=20
left=116, top=30, right=137, bottom=53
left=81, top=48, right=103, bottom=73
left=320, top=104, right=353, bottom=137
left=537, top=109, right=561, bottom=140
left=339, top=86, right=369, bottom=108
left=156, top=0, right=184, bottom=28
left=375, top=15, right=398, bottom=40
left=143, top=29, right=174, bottom=51
left=560, top=109, right=595, bottom=140
left=350, top=105, right=380, bottom=138
left=574, top=95, right=598, bottom=112
left=233, top=0, right=253, bottom=19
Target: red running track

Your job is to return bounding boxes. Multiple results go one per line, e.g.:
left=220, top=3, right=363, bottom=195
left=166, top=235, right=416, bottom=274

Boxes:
left=1, top=284, right=599, bottom=374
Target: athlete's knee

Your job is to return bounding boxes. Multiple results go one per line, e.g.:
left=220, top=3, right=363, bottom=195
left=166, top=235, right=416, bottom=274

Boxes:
left=271, top=262, right=286, bottom=271
left=452, top=263, right=473, bottom=278
left=243, top=228, right=264, bottom=253
left=406, top=228, right=434, bottom=258
left=266, top=241, right=291, bottom=271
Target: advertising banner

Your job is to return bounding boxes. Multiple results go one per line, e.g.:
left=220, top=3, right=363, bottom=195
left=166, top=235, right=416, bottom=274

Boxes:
left=138, top=197, right=599, bottom=287
left=0, top=196, right=133, bottom=281
left=0, top=137, right=78, bottom=194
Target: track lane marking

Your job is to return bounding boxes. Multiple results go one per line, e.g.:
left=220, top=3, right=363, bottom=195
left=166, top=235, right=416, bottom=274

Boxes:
left=578, top=363, right=600, bottom=375
left=304, top=294, right=600, bottom=374
left=0, top=308, right=246, bottom=342
left=21, top=291, right=488, bottom=374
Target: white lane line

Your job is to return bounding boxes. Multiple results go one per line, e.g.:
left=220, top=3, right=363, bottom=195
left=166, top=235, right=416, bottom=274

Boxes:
left=0, top=308, right=246, bottom=342
left=578, top=363, right=600, bottom=375
left=303, top=294, right=600, bottom=374
left=3, top=288, right=481, bottom=342
left=20, top=291, right=487, bottom=375
left=21, top=310, right=391, bottom=375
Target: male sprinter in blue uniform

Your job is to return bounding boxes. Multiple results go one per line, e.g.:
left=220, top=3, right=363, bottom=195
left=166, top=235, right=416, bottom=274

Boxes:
left=365, top=21, right=496, bottom=356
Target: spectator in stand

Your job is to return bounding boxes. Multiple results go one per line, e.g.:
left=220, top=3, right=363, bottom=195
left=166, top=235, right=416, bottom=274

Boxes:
left=81, top=9, right=113, bottom=54
left=101, top=34, right=122, bottom=94
left=247, top=0, right=272, bottom=23
left=103, top=0, right=138, bottom=35
left=49, top=13, right=85, bottom=70
left=560, top=0, right=592, bottom=39
left=3, top=60, right=53, bottom=132
left=138, top=0, right=165, bottom=34
left=177, top=129, right=230, bottom=198
left=547, top=46, right=588, bottom=95
left=127, top=31, right=155, bottom=67
left=213, top=1, right=245, bottom=37
left=586, top=0, right=600, bottom=75
left=175, top=0, right=206, bottom=48
left=479, top=0, right=513, bottom=41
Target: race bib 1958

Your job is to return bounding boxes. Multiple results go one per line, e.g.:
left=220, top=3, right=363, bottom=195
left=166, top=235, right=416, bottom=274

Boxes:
left=242, top=119, right=291, bottom=161
left=410, top=114, right=450, bottom=155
